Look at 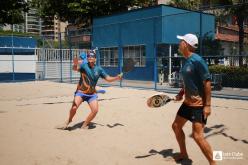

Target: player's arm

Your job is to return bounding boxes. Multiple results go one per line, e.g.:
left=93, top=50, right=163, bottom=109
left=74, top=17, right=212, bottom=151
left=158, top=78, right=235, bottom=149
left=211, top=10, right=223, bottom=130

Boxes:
left=72, top=57, right=83, bottom=72
left=104, top=75, right=122, bottom=82
left=203, top=79, right=212, bottom=119
left=197, top=59, right=212, bottom=118
left=99, top=67, right=122, bottom=82
left=203, top=80, right=211, bottom=106
left=175, top=88, right=184, bottom=101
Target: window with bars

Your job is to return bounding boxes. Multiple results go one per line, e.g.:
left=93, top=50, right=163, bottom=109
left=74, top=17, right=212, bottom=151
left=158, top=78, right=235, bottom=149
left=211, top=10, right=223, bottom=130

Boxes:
left=99, top=47, right=118, bottom=67
left=123, top=45, right=146, bottom=67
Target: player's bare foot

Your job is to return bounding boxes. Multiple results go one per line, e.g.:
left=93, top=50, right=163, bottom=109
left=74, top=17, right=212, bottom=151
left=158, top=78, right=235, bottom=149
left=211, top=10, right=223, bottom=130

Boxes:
left=81, top=123, right=89, bottom=129
left=209, top=161, right=216, bottom=165
left=81, top=125, right=89, bottom=129
left=55, top=120, right=70, bottom=130
left=55, top=124, right=68, bottom=130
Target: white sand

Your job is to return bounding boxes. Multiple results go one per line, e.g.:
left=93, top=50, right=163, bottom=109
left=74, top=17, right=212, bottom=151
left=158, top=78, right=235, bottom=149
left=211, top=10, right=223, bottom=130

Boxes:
left=0, top=81, right=247, bottom=165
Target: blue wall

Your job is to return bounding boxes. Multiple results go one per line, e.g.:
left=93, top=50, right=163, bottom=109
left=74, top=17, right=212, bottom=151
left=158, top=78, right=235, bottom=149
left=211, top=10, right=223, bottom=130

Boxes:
left=0, top=36, right=37, bottom=55
left=0, top=73, right=35, bottom=81
left=161, top=7, right=215, bottom=44
left=0, top=36, right=37, bottom=81
left=93, top=6, right=162, bottom=47
left=93, top=5, right=215, bottom=81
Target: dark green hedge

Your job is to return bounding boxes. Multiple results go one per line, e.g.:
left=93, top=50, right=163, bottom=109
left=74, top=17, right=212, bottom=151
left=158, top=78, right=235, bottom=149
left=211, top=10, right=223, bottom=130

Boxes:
left=209, top=65, right=248, bottom=88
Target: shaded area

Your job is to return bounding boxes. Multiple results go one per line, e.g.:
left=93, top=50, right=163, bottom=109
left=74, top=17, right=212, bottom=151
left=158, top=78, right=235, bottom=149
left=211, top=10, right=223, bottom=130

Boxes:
left=204, top=124, right=225, bottom=133
left=56, top=122, right=125, bottom=131
left=0, top=95, right=71, bottom=102
left=135, top=149, right=192, bottom=165
left=106, top=123, right=124, bottom=128
left=17, top=101, right=72, bottom=106
left=59, top=121, right=105, bottom=131
left=190, top=124, right=248, bottom=145
left=212, top=105, right=248, bottom=111
left=16, top=97, right=127, bottom=106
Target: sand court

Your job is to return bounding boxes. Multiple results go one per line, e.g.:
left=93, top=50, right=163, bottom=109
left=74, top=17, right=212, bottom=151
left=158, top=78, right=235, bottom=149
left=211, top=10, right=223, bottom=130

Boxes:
left=0, top=81, right=247, bottom=165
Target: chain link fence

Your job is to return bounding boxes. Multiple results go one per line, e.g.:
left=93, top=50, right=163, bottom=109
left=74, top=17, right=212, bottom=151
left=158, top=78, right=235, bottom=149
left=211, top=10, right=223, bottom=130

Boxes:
left=1, top=37, right=248, bottom=88
left=0, top=6, right=248, bottom=100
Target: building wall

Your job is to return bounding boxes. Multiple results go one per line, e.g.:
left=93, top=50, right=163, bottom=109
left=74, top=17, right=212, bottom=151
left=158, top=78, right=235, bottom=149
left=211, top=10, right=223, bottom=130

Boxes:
left=66, top=25, right=92, bottom=49
left=0, top=37, right=37, bottom=81
left=93, top=6, right=162, bottom=47
left=93, top=5, right=215, bottom=81
left=93, top=5, right=215, bottom=47
left=1, top=9, right=68, bottom=41
left=42, top=17, right=68, bottom=41
left=162, top=7, right=215, bottom=44
left=25, top=8, right=42, bottom=34
left=1, top=8, right=41, bottom=34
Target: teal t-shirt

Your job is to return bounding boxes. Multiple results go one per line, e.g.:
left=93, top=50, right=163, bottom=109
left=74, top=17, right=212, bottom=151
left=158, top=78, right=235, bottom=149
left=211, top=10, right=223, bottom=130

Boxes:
left=180, top=53, right=210, bottom=106
left=77, top=63, right=108, bottom=94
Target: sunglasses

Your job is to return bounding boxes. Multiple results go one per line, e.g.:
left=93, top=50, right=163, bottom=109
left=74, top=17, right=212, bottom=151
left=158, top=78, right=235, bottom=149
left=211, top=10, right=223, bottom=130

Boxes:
left=87, top=54, right=96, bottom=58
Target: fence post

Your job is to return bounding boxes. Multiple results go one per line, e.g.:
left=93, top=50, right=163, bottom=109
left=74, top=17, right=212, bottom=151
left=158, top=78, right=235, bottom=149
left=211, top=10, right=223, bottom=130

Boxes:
left=199, top=11, right=203, bottom=56
left=59, top=32, right=63, bottom=82
left=67, top=30, right=73, bottom=83
left=168, top=45, right=172, bottom=84
left=153, top=18, right=157, bottom=90
left=119, top=46, right=123, bottom=88
left=118, top=23, right=123, bottom=88
left=42, top=37, right=45, bottom=80
left=11, top=33, right=15, bottom=81
left=154, top=45, right=157, bottom=90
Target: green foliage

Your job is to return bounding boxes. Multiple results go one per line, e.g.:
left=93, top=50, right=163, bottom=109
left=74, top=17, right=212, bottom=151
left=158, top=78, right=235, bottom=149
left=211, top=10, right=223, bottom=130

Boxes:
left=0, top=29, right=70, bottom=48
left=208, top=0, right=248, bottom=65
left=209, top=65, right=248, bottom=74
left=202, top=33, right=223, bottom=56
left=0, top=0, right=29, bottom=25
left=0, top=30, right=35, bottom=37
left=0, top=29, right=44, bottom=47
left=167, top=0, right=201, bottom=10
left=209, top=65, right=248, bottom=88
left=31, top=0, right=156, bottom=27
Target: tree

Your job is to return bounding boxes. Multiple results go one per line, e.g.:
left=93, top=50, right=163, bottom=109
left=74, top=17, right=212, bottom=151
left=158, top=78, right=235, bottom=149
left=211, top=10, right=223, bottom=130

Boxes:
left=31, top=0, right=156, bottom=27
left=168, top=0, right=248, bottom=66
left=229, top=1, right=248, bottom=66
left=167, top=0, right=201, bottom=10
left=167, top=0, right=205, bottom=55
left=205, top=0, right=248, bottom=66
left=202, top=33, right=223, bottom=64
left=0, top=0, right=29, bottom=25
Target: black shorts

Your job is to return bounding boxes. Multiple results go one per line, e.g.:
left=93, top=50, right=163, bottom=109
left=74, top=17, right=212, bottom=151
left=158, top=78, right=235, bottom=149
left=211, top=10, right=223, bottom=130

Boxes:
left=177, top=103, right=207, bottom=124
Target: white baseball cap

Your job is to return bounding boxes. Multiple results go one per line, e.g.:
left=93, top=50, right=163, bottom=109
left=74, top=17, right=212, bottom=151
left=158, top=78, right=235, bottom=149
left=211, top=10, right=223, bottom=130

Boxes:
left=177, top=33, right=198, bottom=48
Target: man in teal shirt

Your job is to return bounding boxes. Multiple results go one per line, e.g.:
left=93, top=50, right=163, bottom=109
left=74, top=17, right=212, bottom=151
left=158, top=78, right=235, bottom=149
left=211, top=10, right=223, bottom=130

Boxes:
left=172, top=34, right=215, bottom=165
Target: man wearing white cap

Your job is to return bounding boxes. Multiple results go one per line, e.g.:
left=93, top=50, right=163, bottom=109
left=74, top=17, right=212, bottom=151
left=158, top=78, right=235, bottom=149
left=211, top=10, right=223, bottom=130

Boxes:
left=172, top=34, right=215, bottom=165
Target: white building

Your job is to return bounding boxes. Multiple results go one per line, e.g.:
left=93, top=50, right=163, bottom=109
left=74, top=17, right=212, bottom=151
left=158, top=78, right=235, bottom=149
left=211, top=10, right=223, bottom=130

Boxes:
left=1, top=8, right=68, bottom=41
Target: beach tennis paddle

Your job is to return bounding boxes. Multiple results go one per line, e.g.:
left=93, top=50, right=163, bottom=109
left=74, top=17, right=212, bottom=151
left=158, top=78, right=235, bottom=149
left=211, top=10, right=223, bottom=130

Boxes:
left=119, top=58, right=135, bottom=77
left=147, top=94, right=174, bottom=108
